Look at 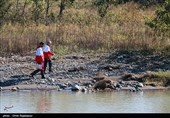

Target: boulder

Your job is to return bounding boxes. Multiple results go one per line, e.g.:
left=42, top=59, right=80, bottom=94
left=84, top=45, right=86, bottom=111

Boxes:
left=94, top=79, right=115, bottom=90
left=71, top=84, right=80, bottom=91
left=11, top=86, right=19, bottom=91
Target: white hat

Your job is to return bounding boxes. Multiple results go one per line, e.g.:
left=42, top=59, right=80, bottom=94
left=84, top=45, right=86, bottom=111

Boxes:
left=47, top=40, right=52, bottom=44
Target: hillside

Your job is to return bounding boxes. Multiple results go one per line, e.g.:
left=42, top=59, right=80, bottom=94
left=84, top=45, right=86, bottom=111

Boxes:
left=0, top=0, right=169, bottom=56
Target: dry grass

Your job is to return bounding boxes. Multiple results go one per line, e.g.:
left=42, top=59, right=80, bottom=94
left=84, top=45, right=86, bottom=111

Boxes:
left=0, top=2, right=169, bottom=56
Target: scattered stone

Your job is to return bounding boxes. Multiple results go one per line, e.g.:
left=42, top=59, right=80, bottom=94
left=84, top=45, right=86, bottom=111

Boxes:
left=11, top=86, right=19, bottom=91
left=137, top=82, right=144, bottom=87
left=93, top=76, right=105, bottom=82
left=100, top=64, right=121, bottom=71
left=0, top=51, right=169, bottom=92
left=47, top=77, right=55, bottom=83
left=58, top=83, right=67, bottom=89
left=0, top=87, right=2, bottom=91
left=81, top=87, right=87, bottom=92
left=68, top=68, right=79, bottom=72
left=71, top=84, right=80, bottom=91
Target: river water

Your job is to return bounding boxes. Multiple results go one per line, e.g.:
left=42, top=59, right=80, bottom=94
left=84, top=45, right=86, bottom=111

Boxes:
left=1, top=90, right=170, bottom=113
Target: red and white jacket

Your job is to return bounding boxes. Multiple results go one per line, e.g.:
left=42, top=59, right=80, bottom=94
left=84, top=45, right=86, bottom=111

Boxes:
left=43, top=44, right=53, bottom=59
left=35, top=46, right=44, bottom=64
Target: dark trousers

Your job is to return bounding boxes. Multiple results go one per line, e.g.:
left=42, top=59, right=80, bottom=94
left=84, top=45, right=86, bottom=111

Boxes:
left=30, top=69, right=45, bottom=79
left=44, top=58, right=52, bottom=73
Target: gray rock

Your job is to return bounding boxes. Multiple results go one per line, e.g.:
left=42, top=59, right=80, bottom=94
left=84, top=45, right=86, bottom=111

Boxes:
left=11, top=86, right=19, bottom=91
left=137, top=82, right=144, bottom=87
left=71, top=84, right=80, bottom=91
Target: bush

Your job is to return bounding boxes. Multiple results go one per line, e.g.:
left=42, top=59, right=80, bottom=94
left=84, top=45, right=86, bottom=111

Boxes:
left=145, top=0, right=170, bottom=31
left=115, top=0, right=164, bottom=6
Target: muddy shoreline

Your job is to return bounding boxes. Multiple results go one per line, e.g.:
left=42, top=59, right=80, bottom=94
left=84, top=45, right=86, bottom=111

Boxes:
left=0, top=51, right=170, bottom=92
left=1, top=84, right=168, bottom=92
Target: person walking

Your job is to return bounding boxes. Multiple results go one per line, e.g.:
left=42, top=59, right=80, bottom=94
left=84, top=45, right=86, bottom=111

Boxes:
left=43, top=40, right=54, bottom=74
left=30, top=42, right=45, bottom=79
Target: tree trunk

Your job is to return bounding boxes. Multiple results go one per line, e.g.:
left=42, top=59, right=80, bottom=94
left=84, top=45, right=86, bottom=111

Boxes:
left=45, top=0, right=50, bottom=26
left=33, top=0, right=38, bottom=25
left=21, top=0, right=27, bottom=17
left=16, top=0, right=19, bottom=15
left=58, top=0, right=65, bottom=19
left=13, top=0, right=19, bottom=21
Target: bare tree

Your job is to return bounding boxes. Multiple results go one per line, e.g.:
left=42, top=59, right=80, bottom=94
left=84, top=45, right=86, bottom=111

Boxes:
left=21, top=0, right=28, bottom=17
left=15, top=0, right=19, bottom=17
left=45, top=0, right=50, bottom=26
left=58, top=0, right=65, bottom=18
left=33, top=0, right=39, bottom=25
left=57, top=0, right=75, bottom=20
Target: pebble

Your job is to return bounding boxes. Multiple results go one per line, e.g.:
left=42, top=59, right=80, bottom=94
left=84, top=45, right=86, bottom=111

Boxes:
left=0, top=52, right=169, bottom=92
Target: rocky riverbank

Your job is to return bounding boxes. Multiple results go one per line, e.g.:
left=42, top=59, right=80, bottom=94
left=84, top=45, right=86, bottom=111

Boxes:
left=0, top=50, right=170, bottom=92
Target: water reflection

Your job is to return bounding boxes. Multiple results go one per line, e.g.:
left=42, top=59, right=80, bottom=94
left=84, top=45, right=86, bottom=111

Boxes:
left=36, top=91, right=52, bottom=112
left=1, top=90, right=170, bottom=113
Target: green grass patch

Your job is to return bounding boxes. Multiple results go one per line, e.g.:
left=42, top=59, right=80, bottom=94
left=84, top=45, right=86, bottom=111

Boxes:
left=143, top=71, right=170, bottom=87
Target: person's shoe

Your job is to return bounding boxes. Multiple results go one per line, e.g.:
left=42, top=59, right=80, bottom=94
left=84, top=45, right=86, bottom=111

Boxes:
left=41, top=77, right=45, bottom=79
left=29, top=74, right=33, bottom=77
left=49, top=70, right=53, bottom=73
left=29, top=75, right=36, bottom=79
